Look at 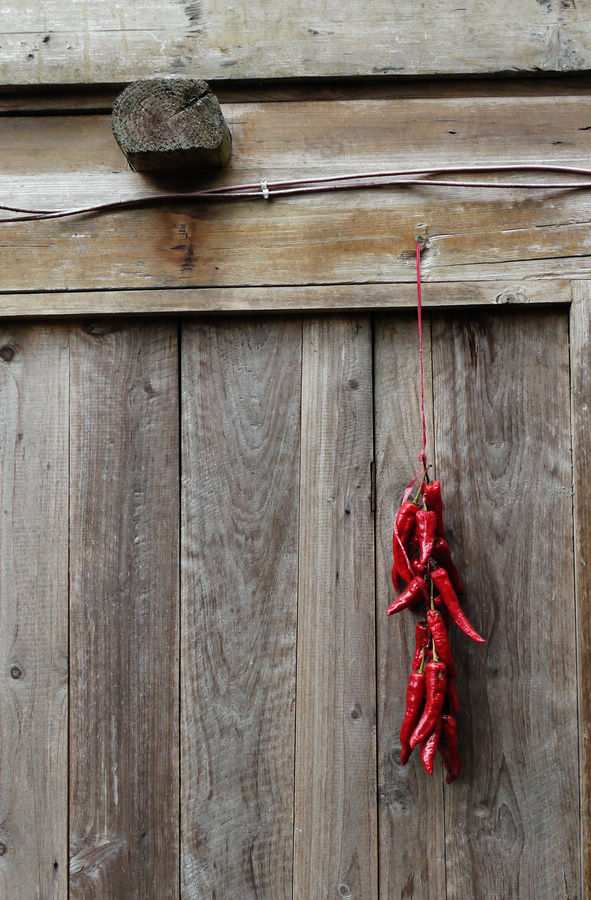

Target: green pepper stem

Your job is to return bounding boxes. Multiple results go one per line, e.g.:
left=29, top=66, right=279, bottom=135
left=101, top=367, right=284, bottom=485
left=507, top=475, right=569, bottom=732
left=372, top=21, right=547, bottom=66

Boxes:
left=418, top=649, right=426, bottom=674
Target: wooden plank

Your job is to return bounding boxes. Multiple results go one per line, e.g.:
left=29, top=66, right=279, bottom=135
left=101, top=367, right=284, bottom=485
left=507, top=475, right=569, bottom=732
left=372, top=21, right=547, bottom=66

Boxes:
left=3, top=97, right=591, bottom=291
left=293, top=317, right=377, bottom=899
left=0, top=0, right=590, bottom=85
left=0, top=280, right=571, bottom=318
left=570, top=281, right=591, bottom=898
left=432, top=308, right=579, bottom=898
left=69, top=319, right=179, bottom=898
left=0, top=325, right=68, bottom=899
left=374, top=313, right=446, bottom=898
left=180, top=317, right=301, bottom=898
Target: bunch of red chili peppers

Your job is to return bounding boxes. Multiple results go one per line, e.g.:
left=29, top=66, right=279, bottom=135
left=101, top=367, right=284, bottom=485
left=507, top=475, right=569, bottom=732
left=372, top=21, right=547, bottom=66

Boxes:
left=388, top=469, right=485, bottom=782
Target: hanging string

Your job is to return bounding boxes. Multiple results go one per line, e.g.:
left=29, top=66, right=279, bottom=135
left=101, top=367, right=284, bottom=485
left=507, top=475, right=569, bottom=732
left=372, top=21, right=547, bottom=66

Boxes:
left=416, top=238, right=427, bottom=469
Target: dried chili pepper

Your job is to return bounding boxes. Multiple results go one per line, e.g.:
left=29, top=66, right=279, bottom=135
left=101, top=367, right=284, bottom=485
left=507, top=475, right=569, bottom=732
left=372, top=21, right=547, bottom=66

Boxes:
left=422, top=481, right=445, bottom=536
left=387, top=575, right=428, bottom=616
left=439, top=714, right=461, bottom=783
left=392, top=501, right=418, bottom=588
left=411, top=621, right=430, bottom=671
left=431, top=537, right=464, bottom=594
left=431, top=567, right=486, bottom=643
left=420, top=715, right=442, bottom=775
left=447, top=680, right=460, bottom=715
left=395, top=501, right=419, bottom=547
left=412, top=558, right=430, bottom=580
left=415, top=509, right=437, bottom=566
left=410, top=660, right=447, bottom=749
left=432, top=594, right=452, bottom=629
left=426, top=608, right=457, bottom=678
left=400, top=670, right=426, bottom=765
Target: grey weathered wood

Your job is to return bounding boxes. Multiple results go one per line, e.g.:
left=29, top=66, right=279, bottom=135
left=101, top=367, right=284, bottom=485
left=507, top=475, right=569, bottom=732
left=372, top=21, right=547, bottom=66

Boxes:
left=69, top=319, right=179, bottom=898
left=112, top=78, right=232, bottom=172
left=3, top=96, right=591, bottom=293
left=0, top=0, right=590, bottom=85
left=374, top=313, right=445, bottom=899
left=570, top=282, right=591, bottom=899
left=180, top=317, right=301, bottom=898
left=0, top=326, right=68, bottom=899
left=433, top=308, right=579, bottom=898
left=0, top=280, right=571, bottom=318
left=293, top=317, right=377, bottom=899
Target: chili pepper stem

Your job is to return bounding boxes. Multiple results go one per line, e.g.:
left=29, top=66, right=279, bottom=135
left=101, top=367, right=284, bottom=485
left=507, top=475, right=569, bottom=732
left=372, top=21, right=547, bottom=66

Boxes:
left=429, top=575, right=435, bottom=612
left=418, top=651, right=426, bottom=674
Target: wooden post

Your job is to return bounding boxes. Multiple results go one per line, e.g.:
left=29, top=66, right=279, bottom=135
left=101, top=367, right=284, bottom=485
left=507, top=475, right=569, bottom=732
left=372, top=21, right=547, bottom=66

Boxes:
left=111, top=76, right=232, bottom=172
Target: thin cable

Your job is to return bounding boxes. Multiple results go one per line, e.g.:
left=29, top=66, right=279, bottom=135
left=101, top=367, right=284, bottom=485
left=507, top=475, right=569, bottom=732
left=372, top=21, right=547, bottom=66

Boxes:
left=3, top=162, right=591, bottom=223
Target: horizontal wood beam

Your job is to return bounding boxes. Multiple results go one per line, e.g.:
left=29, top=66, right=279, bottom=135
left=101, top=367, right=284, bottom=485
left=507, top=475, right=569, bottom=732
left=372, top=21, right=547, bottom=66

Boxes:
left=0, top=281, right=572, bottom=318
left=2, top=96, right=591, bottom=296
left=0, top=0, right=589, bottom=86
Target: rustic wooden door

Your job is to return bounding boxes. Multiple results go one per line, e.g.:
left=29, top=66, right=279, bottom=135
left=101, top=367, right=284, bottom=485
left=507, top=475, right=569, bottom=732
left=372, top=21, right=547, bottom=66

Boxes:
left=2, top=10, right=591, bottom=889
left=0, top=300, right=586, bottom=898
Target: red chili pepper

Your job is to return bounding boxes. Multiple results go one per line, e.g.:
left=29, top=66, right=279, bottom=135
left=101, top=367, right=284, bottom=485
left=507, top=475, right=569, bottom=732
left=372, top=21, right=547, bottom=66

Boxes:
left=411, top=621, right=430, bottom=671
left=386, top=576, right=428, bottom=616
left=439, top=714, right=461, bottom=783
left=432, top=594, right=452, bottom=629
left=399, top=671, right=426, bottom=765
left=395, top=501, right=419, bottom=547
left=415, top=509, right=437, bottom=566
left=420, top=715, right=442, bottom=775
left=422, top=481, right=445, bottom=536
left=447, top=680, right=460, bottom=715
left=410, top=661, right=447, bottom=749
left=426, top=608, right=457, bottom=678
left=430, top=568, right=486, bottom=643
left=431, top=537, right=464, bottom=594
left=392, top=501, right=418, bottom=588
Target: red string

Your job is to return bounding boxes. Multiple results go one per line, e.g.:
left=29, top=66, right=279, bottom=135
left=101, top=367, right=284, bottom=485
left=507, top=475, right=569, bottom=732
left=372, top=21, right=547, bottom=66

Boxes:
left=394, top=236, right=430, bottom=566
left=416, top=240, right=427, bottom=468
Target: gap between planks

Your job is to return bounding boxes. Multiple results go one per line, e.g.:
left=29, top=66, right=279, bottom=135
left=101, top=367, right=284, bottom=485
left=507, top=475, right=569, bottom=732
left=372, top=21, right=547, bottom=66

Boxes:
left=2, top=75, right=591, bottom=114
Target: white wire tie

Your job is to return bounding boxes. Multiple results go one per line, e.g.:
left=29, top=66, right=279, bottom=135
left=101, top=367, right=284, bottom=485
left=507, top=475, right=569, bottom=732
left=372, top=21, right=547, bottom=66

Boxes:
left=260, top=179, right=270, bottom=200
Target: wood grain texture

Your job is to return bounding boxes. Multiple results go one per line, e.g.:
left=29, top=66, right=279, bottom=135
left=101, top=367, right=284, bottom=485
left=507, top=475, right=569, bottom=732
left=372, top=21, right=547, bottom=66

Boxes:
left=570, top=282, right=590, bottom=899
left=0, top=280, right=571, bottom=318
left=3, top=97, right=591, bottom=292
left=0, top=0, right=590, bottom=85
left=180, top=318, right=301, bottom=898
left=0, top=325, right=68, bottom=899
left=432, top=308, right=579, bottom=898
left=69, top=319, right=179, bottom=898
left=293, top=317, right=377, bottom=899
left=374, top=313, right=445, bottom=899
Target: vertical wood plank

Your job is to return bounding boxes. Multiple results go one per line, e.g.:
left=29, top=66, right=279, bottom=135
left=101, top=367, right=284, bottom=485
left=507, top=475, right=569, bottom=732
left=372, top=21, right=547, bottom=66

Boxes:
left=571, top=282, right=590, bottom=899
left=374, top=313, right=446, bottom=898
left=181, top=317, right=302, bottom=899
left=69, top=320, right=179, bottom=898
left=433, top=309, right=579, bottom=898
left=293, top=316, right=377, bottom=900
left=0, top=326, right=68, bottom=899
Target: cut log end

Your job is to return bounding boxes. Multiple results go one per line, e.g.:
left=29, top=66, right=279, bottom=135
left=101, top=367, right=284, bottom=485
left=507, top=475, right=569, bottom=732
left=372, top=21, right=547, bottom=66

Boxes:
left=111, top=77, right=232, bottom=173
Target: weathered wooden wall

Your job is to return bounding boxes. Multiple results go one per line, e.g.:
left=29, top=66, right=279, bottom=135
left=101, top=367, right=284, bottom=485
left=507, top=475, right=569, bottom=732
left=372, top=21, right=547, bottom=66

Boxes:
left=0, top=307, right=584, bottom=898
left=1, top=1, right=590, bottom=897
left=1, top=0, right=591, bottom=84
